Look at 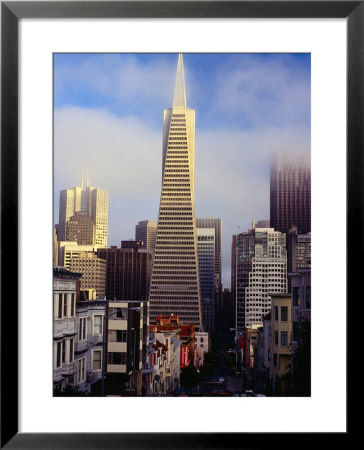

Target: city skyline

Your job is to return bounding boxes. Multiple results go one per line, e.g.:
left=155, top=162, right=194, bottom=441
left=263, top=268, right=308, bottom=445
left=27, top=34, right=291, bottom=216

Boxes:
left=54, top=53, right=311, bottom=287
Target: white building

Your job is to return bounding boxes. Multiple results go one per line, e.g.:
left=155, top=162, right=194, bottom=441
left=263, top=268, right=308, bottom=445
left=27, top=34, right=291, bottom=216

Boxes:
left=75, top=299, right=108, bottom=394
left=57, top=241, right=99, bottom=268
left=234, top=225, right=287, bottom=329
left=53, top=267, right=80, bottom=391
left=195, top=331, right=210, bottom=367
left=149, top=54, right=203, bottom=329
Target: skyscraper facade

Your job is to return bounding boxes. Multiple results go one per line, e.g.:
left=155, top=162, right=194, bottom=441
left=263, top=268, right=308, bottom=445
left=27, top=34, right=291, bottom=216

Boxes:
left=270, top=154, right=311, bottom=235
left=58, top=177, right=109, bottom=248
left=65, top=212, right=95, bottom=245
left=149, top=54, right=202, bottom=329
left=233, top=226, right=287, bottom=330
left=196, top=218, right=222, bottom=315
left=97, top=244, right=152, bottom=301
left=197, top=227, right=215, bottom=332
left=135, top=220, right=157, bottom=251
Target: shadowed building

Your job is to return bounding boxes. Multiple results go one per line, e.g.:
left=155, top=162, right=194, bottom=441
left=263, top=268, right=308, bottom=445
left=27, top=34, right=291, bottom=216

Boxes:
left=97, top=242, right=152, bottom=301
left=149, top=54, right=202, bottom=329
left=270, top=154, right=310, bottom=235
left=135, top=220, right=157, bottom=251
left=66, top=211, right=95, bottom=245
left=196, top=218, right=222, bottom=319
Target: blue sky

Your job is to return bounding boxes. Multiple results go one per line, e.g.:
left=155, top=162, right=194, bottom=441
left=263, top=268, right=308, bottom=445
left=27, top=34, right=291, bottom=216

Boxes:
left=54, top=53, right=311, bottom=287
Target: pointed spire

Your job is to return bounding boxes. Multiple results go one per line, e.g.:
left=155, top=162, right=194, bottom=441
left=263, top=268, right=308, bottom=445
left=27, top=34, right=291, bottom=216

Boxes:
left=172, top=54, right=186, bottom=109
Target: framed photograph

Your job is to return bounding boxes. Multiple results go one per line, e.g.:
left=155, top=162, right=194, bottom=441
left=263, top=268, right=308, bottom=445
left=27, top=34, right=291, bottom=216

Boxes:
left=1, top=1, right=356, bottom=448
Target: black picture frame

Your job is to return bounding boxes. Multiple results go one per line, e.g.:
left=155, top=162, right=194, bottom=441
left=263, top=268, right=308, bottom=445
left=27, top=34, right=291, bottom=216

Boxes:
left=1, top=1, right=355, bottom=448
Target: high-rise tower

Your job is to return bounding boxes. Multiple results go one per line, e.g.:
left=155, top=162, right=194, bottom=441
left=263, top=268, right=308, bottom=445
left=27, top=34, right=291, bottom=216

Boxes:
left=270, top=154, right=311, bottom=235
left=149, top=54, right=203, bottom=329
left=58, top=176, right=109, bottom=248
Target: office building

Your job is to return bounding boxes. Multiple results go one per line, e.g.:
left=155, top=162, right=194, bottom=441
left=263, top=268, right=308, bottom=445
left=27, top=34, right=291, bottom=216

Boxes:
left=65, top=212, right=95, bottom=245
left=97, top=243, right=152, bottom=301
left=270, top=154, right=311, bottom=234
left=135, top=220, right=157, bottom=251
left=68, top=252, right=106, bottom=299
left=58, top=242, right=99, bottom=269
left=232, top=225, right=287, bottom=330
left=196, top=218, right=222, bottom=303
left=149, top=54, right=202, bottom=328
left=58, top=176, right=109, bottom=248
left=197, top=227, right=216, bottom=332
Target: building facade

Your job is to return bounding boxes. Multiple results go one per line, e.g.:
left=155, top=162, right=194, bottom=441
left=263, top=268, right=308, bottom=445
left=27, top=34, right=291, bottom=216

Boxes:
left=197, top=227, right=216, bottom=332
left=196, top=218, right=223, bottom=316
left=58, top=242, right=99, bottom=269
left=268, top=293, right=293, bottom=396
left=195, top=331, right=210, bottom=368
left=149, top=54, right=202, bottom=329
left=58, top=176, right=109, bottom=248
left=233, top=225, right=287, bottom=330
left=74, top=299, right=108, bottom=395
left=68, top=251, right=106, bottom=299
left=135, top=220, right=157, bottom=251
left=270, top=154, right=311, bottom=235
left=65, top=211, right=95, bottom=245
left=97, top=244, right=152, bottom=301
left=105, top=300, right=149, bottom=396
left=53, top=267, right=80, bottom=392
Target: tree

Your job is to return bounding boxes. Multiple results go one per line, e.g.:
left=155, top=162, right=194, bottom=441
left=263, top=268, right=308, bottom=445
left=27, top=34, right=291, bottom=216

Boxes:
left=180, top=363, right=200, bottom=389
left=288, top=317, right=311, bottom=396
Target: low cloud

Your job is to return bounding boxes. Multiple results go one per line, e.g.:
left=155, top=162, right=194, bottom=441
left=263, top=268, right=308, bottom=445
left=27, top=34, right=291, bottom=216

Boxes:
left=55, top=105, right=309, bottom=287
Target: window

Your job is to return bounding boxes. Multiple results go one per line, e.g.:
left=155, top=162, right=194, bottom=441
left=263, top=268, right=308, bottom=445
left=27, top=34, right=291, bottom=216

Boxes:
left=56, top=342, right=62, bottom=368
left=79, top=317, right=87, bottom=341
left=108, top=307, right=127, bottom=320
left=273, top=353, right=277, bottom=366
left=92, top=349, right=102, bottom=371
left=108, top=330, right=127, bottom=342
left=292, top=322, right=300, bottom=342
left=274, top=331, right=279, bottom=345
left=70, top=293, right=75, bottom=317
left=93, top=314, right=103, bottom=335
left=69, top=338, right=74, bottom=362
left=58, top=294, right=63, bottom=318
left=63, top=294, right=68, bottom=317
left=107, top=352, right=127, bottom=365
left=274, top=306, right=279, bottom=321
left=281, top=306, right=288, bottom=322
left=281, top=331, right=288, bottom=346
left=78, top=357, right=86, bottom=383
left=61, top=340, right=66, bottom=364
left=306, top=286, right=311, bottom=309
left=292, top=287, right=300, bottom=306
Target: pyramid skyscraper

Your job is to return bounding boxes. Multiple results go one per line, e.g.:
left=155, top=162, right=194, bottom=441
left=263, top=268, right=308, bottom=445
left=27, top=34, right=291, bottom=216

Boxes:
left=149, top=54, right=203, bottom=329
